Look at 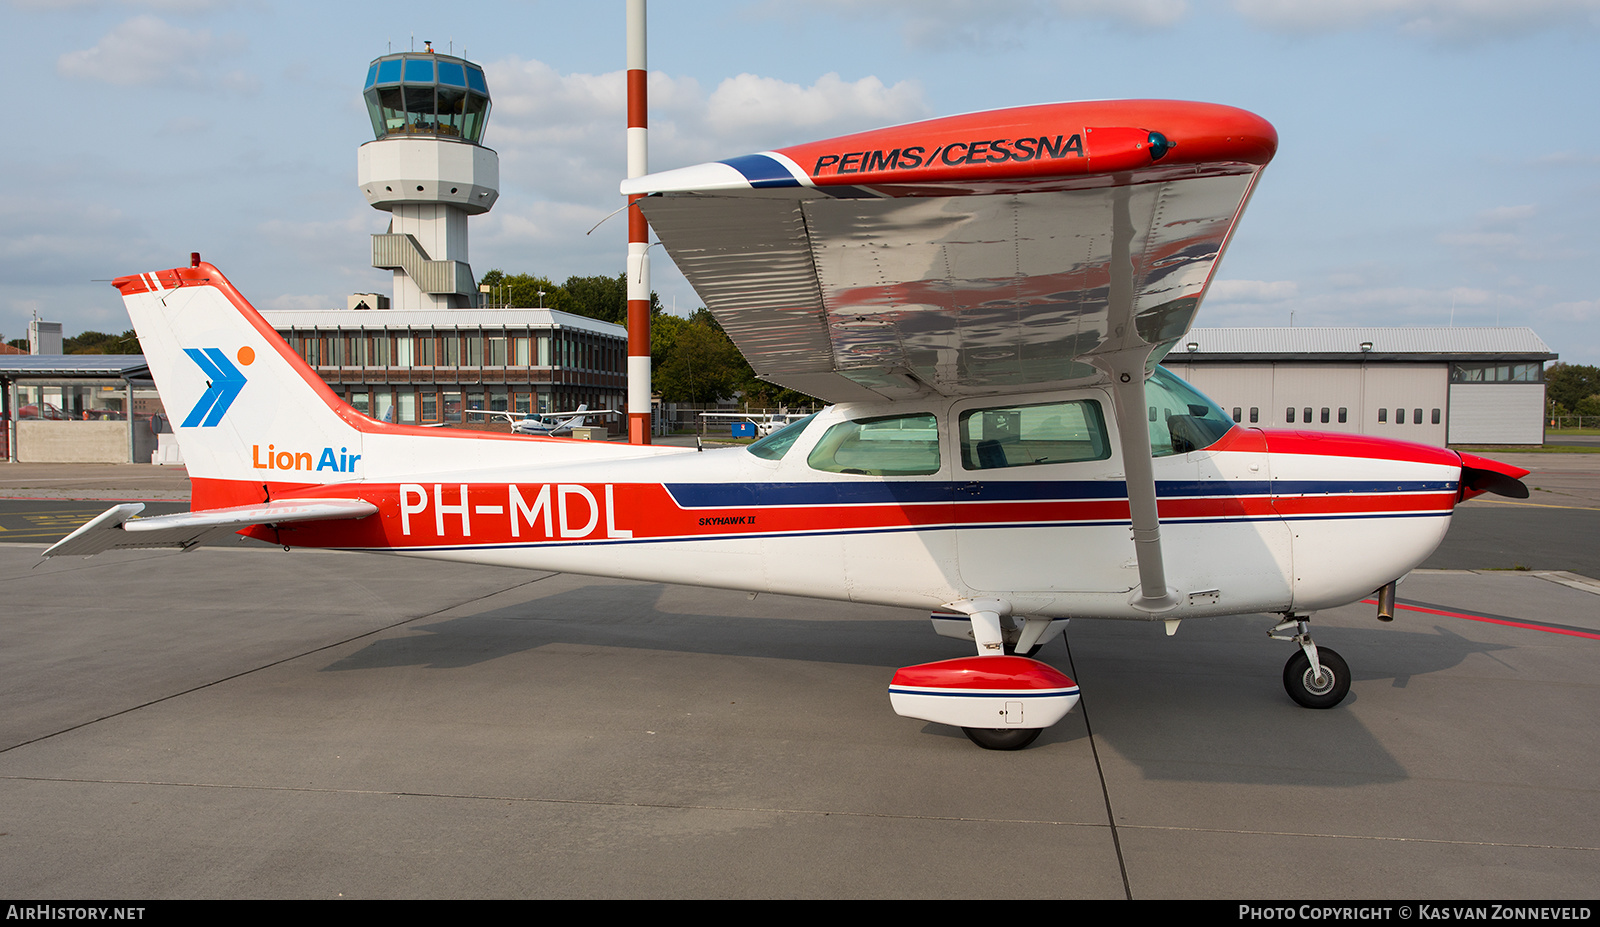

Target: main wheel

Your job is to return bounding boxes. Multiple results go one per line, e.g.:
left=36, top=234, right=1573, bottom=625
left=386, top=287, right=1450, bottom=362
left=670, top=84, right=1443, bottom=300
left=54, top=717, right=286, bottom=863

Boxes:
left=962, top=727, right=1042, bottom=750
left=1283, top=647, right=1351, bottom=709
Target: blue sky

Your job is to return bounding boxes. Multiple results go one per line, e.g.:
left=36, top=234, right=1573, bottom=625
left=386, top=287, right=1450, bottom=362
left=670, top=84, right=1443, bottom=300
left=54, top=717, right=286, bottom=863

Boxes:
left=4, top=0, right=1598, bottom=362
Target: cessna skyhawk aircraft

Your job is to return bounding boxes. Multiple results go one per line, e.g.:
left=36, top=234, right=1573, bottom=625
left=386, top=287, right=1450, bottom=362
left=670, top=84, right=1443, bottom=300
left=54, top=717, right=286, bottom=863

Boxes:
left=476, top=405, right=619, bottom=437
left=47, top=100, right=1528, bottom=750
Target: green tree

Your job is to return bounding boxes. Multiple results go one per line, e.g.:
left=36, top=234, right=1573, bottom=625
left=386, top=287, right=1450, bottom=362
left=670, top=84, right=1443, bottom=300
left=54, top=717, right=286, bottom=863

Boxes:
left=1546, top=363, right=1599, bottom=414
left=654, top=310, right=747, bottom=403
left=561, top=274, right=627, bottom=325
left=64, top=329, right=140, bottom=354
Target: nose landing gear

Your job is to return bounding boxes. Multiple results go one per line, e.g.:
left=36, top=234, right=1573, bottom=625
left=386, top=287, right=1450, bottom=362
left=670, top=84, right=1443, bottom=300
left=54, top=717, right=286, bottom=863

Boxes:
left=1270, top=616, right=1351, bottom=709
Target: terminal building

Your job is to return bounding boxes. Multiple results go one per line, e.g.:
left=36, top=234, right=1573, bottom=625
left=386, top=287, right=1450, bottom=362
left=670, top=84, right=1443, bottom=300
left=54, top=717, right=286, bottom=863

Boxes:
left=262, top=308, right=627, bottom=425
left=1162, top=327, right=1557, bottom=446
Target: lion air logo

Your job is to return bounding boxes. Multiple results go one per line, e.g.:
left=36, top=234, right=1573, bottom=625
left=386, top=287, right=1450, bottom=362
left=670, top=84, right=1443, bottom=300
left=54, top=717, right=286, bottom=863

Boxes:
left=181, top=346, right=253, bottom=428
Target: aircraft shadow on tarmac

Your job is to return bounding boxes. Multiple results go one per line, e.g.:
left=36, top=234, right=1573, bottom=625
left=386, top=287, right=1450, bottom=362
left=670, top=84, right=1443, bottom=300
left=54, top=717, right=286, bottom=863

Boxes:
left=318, top=580, right=1517, bottom=787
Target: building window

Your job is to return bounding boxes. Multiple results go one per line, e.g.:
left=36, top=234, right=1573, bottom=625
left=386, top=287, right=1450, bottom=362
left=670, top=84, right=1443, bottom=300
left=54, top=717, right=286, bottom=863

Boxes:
left=1320, top=407, right=1330, bottom=424
left=1378, top=408, right=1388, bottom=423
left=1232, top=407, right=1242, bottom=423
left=1303, top=407, right=1312, bottom=423
left=1286, top=407, right=1295, bottom=423
left=1432, top=408, right=1441, bottom=424
left=1395, top=408, right=1406, bottom=424
left=1337, top=407, right=1348, bottom=424
left=1249, top=407, right=1259, bottom=424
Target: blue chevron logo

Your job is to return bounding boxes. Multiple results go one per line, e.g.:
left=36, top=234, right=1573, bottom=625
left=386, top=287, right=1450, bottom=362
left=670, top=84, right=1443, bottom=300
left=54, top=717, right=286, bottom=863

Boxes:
left=181, top=347, right=248, bottom=428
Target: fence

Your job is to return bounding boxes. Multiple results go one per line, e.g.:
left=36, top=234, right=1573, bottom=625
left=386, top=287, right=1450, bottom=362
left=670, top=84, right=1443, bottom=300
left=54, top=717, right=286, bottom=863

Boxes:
left=1547, top=416, right=1600, bottom=431
left=653, top=402, right=822, bottom=437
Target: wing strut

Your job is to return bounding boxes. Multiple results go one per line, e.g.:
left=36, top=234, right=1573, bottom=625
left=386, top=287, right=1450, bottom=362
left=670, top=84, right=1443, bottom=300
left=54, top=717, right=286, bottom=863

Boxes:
left=1093, top=180, right=1180, bottom=614
left=1100, top=352, right=1180, bottom=614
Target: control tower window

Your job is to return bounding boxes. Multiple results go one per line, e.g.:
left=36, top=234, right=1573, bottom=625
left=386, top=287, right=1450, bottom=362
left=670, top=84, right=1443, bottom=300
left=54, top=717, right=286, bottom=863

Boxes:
left=363, top=54, right=492, bottom=144
left=438, top=61, right=466, bottom=87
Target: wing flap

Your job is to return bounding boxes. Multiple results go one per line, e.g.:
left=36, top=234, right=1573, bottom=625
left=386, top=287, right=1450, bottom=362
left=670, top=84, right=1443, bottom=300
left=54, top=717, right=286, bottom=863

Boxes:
left=42, top=498, right=378, bottom=558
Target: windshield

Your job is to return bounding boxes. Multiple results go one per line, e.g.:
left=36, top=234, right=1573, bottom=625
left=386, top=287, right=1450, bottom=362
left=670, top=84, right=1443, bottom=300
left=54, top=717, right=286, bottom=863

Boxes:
left=747, top=413, right=818, bottom=460
left=1146, top=366, right=1234, bottom=456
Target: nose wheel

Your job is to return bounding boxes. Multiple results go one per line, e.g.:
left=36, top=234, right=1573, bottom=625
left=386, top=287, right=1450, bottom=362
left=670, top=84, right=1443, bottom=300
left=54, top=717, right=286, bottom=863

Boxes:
left=1271, top=617, right=1351, bottom=709
left=1283, top=647, right=1349, bottom=708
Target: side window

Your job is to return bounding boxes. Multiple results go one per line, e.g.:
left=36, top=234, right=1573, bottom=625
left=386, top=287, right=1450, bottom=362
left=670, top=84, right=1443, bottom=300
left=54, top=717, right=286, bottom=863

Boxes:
left=807, top=413, right=940, bottom=476
left=959, top=399, right=1110, bottom=470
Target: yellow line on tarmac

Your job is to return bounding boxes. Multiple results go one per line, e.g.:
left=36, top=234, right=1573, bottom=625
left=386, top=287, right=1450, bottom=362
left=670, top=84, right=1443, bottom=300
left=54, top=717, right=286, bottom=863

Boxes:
left=1475, top=498, right=1600, bottom=512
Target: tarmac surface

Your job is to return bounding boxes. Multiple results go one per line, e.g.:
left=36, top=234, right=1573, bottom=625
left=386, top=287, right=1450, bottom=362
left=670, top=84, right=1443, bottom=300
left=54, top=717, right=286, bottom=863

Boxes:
left=0, top=455, right=1595, bottom=899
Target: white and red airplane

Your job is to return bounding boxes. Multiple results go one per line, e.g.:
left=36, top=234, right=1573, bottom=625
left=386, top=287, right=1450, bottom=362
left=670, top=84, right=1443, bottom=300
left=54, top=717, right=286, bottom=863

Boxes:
left=478, top=404, right=620, bottom=437
left=47, top=100, right=1529, bottom=750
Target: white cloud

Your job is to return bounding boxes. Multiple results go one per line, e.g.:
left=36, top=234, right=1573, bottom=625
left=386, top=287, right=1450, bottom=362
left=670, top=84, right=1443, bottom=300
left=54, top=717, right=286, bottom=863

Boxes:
left=1539, top=299, right=1600, bottom=322
left=14, top=1, right=233, bottom=9
left=704, top=72, right=927, bottom=136
left=1437, top=204, right=1544, bottom=260
left=56, top=15, right=247, bottom=89
left=792, top=0, right=1187, bottom=51
left=484, top=58, right=929, bottom=206
left=1231, top=0, right=1600, bottom=40
left=1207, top=279, right=1299, bottom=302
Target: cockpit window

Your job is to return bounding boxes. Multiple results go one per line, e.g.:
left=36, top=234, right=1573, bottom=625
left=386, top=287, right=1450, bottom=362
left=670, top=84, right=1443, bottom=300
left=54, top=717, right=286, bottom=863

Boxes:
left=807, top=413, right=941, bottom=476
left=746, top=412, right=818, bottom=460
left=1146, top=366, right=1234, bottom=456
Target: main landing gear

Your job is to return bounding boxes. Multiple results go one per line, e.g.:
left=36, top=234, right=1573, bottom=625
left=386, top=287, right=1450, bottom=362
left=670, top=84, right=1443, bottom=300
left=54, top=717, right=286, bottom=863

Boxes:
left=1270, top=616, right=1350, bottom=709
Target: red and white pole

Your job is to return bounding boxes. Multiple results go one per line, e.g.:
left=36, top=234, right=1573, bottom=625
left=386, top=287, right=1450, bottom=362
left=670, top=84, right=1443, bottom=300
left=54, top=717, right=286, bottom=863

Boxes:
left=625, top=0, right=651, bottom=444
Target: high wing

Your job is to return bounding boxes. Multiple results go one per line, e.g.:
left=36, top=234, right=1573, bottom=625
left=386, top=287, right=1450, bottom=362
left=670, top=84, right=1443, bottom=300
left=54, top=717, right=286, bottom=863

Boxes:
left=629, top=99, right=1276, bottom=614
left=623, top=99, right=1276, bottom=402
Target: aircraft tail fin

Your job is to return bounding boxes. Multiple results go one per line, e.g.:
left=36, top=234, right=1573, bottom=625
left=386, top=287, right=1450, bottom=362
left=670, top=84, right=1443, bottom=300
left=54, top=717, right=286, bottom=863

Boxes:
left=115, top=261, right=368, bottom=507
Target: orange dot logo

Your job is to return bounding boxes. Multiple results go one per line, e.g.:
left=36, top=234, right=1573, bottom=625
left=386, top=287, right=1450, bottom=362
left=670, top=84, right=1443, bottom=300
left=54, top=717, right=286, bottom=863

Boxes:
left=237, top=346, right=255, bottom=366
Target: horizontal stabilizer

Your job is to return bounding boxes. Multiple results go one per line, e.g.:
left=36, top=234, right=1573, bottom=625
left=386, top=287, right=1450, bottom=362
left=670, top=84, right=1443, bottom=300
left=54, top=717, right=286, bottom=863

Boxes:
left=42, top=498, right=378, bottom=559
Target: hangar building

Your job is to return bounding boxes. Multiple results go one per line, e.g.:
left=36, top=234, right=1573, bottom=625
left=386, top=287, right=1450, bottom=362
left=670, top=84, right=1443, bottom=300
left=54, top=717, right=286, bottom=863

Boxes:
left=1161, top=327, right=1556, bottom=446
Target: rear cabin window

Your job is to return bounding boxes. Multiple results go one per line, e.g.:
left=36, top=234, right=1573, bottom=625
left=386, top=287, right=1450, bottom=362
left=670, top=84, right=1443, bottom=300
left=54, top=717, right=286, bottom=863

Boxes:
left=959, top=399, right=1110, bottom=470
left=807, top=413, right=941, bottom=476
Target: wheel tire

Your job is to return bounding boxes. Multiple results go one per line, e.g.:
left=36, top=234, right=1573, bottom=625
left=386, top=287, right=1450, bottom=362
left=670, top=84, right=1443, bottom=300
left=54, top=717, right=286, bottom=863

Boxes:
left=1283, top=647, right=1351, bottom=709
left=962, top=727, right=1042, bottom=751
left=1004, top=642, right=1043, bottom=658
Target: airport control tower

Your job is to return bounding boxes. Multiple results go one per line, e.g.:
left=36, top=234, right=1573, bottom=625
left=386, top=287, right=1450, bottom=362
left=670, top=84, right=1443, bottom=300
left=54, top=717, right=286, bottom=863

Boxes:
left=358, top=47, right=498, bottom=309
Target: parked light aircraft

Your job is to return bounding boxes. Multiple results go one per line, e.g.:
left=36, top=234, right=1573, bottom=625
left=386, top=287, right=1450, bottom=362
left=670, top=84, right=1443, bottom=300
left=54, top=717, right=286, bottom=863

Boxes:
left=699, top=410, right=811, bottom=437
left=48, top=100, right=1529, bottom=750
left=476, top=405, right=619, bottom=437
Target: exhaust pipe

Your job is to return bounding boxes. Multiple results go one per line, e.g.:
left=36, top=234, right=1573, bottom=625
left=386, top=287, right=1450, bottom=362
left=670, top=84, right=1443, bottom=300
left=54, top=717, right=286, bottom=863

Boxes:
left=1375, top=580, right=1397, bottom=622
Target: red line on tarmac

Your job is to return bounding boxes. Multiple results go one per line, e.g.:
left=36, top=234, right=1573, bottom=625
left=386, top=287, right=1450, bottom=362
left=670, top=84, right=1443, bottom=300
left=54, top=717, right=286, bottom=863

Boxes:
left=1361, top=599, right=1600, bottom=640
